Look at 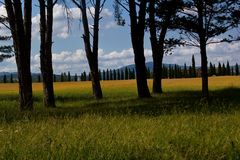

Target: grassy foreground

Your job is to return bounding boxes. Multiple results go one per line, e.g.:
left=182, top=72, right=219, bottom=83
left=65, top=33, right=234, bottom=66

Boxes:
left=0, top=76, right=240, bottom=159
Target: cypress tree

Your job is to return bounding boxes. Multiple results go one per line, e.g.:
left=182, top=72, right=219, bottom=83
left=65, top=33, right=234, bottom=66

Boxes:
left=3, top=74, right=7, bottom=83
left=53, top=74, right=57, bottom=82
left=192, top=55, right=196, bottom=77
left=236, top=63, right=239, bottom=76
left=106, top=69, right=109, bottom=80
left=102, top=70, right=106, bottom=80
left=218, top=63, right=222, bottom=76
left=125, top=67, right=129, bottom=80
left=226, top=61, right=231, bottom=75
left=183, top=63, right=187, bottom=78
left=74, top=73, right=78, bottom=81
left=231, top=67, right=234, bottom=76
left=67, top=72, right=71, bottom=82
left=117, top=69, right=120, bottom=80
left=113, top=69, right=117, bottom=80
left=10, top=74, right=13, bottom=83
left=99, top=70, right=102, bottom=81
left=189, top=66, right=192, bottom=78
left=110, top=69, right=113, bottom=80
left=121, top=70, right=124, bottom=80
left=213, top=64, right=216, bottom=76
left=38, top=75, right=41, bottom=83
left=88, top=72, right=91, bottom=81
left=222, top=63, right=226, bottom=76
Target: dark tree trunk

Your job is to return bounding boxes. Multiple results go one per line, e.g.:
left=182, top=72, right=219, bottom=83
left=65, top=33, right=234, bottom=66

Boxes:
left=129, top=0, right=151, bottom=98
left=39, top=0, right=56, bottom=107
left=149, top=0, right=170, bottom=94
left=79, top=0, right=103, bottom=99
left=5, top=0, right=33, bottom=110
left=198, top=0, right=209, bottom=99
left=200, top=42, right=209, bottom=99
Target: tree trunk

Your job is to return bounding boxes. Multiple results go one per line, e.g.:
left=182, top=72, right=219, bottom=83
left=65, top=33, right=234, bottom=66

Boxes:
left=80, top=0, right=103, bottom=99
left=198, top=0, right=209, bottom=99
left=200, top=43, right=209, bottom=99
left=39, top=0, right=56, bottom=107
left=5, top=0, right=33, bottom=110
left=129, top=0, right=151, bottom=98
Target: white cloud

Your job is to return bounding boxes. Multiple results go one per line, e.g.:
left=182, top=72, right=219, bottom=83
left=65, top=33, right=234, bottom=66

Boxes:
left=1, top=41, right=240, bottom=74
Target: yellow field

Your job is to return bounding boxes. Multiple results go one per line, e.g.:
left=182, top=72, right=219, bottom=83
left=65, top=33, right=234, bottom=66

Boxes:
left=0, top=76, right=239, bottom=95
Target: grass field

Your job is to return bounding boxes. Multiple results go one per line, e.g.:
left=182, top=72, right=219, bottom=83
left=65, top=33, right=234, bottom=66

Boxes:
left=0, top=76, right=240, bottom=159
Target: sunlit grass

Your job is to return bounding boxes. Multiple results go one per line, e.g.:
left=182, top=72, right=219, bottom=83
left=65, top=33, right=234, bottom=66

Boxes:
left=0, top=76, right=240, bottom=159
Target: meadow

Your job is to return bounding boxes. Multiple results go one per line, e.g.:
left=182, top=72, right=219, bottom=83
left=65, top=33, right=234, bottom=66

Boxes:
left=0, top=76, right=240, bottom=159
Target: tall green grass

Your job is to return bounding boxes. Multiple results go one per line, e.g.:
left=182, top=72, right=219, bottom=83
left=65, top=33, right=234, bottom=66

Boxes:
left=0, top=77, right=240, bottom=159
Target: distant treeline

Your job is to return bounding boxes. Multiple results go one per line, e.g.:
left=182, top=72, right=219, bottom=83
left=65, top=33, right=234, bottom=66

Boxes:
left=1, top=61, right=239, bottom=83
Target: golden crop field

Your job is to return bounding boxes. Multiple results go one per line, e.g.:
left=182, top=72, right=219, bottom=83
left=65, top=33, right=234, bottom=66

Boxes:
left=0, top=76, right=239, bottom=95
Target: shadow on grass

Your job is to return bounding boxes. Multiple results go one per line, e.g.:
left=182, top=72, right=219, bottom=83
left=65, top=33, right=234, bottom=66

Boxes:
left=0, top=87, right=240, bottom=122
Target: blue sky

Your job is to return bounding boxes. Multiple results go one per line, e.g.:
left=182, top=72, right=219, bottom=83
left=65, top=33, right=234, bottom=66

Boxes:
left=0, top=1, right=240, bottom=74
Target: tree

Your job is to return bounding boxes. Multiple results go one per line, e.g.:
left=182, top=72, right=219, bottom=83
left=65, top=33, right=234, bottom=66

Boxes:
left=38, top=0, right=58, bottom=107
left=125, top=67, right=129, bottom=80
left=3, top=74, right=7, bottom=83
left=192, top=55, right=196, bottom=77
left=74, top=73, right=78, bottom=82
left=115, top=0, right=151, bottom=98
left=226, top=61, right=231, bottom=76
left=38, top=75, right=41, bottom=83
left=72, top=0, right=104, bottom=99
left=148, top=0, right=183, bottom=94
left=10, top=74, right=13, bottom=83
left=177, top=0, right=240, bottom=99
left=113, top=69, right=117, bottom=80
left=236, top=63, right=239, bottom=76
left=121, top=70, right=124, bottom=80
left=4, top=0, right=33, bottom=110
left=102, top=70, right=106, bottom=80
left=218, top=63, right=222, bottom=76
left=110, top=69, right=113, bottom=80
left=222, top=63, right=226, bottom=76
left=106, top=69, right=109, bottom=80
left=117, top=69, right=120, bottom=80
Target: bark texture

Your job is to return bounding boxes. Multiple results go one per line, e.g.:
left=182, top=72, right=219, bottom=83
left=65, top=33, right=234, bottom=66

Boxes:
left=129, top=0, right=151, bottom=98
left=39, top=0, right=56, bottom=107
left=5, top=0, right=33, bottom=110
